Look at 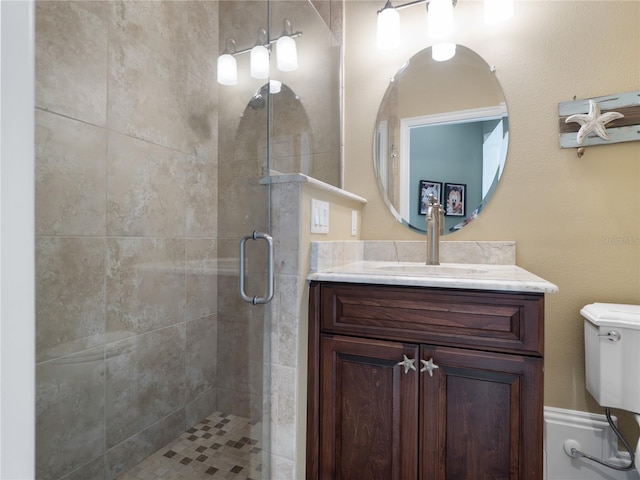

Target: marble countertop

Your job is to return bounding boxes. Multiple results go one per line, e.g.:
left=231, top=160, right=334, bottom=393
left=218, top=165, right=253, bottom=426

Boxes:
left=307, top=261, right=559, bottom=293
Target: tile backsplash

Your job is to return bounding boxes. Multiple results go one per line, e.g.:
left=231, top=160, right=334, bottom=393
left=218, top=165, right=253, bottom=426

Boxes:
left=310, top=240, right=517, bottom=271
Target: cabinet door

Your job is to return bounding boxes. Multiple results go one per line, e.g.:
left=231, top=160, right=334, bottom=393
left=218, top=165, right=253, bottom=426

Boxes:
left=320, top=334, right=419, bottom=480
left=420, top=345, right=543, bottom=480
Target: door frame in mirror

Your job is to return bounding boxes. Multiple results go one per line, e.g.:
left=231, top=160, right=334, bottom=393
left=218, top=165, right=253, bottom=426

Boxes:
left=398, top=104, right=508, bottom=223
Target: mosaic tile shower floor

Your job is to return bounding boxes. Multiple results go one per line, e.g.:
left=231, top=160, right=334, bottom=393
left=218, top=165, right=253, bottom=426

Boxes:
left=118, top=412, right=263, bottom=480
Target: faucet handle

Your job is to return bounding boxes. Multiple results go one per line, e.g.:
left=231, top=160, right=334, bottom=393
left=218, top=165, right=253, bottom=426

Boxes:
left=426, top=193, right=439, bottom=210
left=426, top=194, right=445, bottom=233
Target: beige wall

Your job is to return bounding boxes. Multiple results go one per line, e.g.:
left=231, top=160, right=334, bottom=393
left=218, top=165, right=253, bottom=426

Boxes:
left=345, top=0, right=640, bottom=431
left=397, top=45, right=505, bottom=118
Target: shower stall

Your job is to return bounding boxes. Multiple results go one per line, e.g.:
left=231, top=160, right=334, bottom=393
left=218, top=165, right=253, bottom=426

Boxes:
left=34, top=1, right=341, bottom=479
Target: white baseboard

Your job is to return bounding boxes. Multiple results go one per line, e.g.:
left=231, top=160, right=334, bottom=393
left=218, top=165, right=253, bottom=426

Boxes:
left=544, top=406, right=639, bottom=480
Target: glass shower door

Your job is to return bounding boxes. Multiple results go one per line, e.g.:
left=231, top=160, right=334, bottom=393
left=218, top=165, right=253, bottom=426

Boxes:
left=216, top=2, right=274, bottom=478
left=34, top=0, right=342, bottom=476
left=34, top=1, right=273, bottom=479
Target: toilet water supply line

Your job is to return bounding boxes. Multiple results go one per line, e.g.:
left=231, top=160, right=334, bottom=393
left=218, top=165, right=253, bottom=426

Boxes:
left=567, top=408, right=636, bottom=471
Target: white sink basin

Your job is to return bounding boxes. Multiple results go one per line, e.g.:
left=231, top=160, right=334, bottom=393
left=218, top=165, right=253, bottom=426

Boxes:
left=375, top=264, right=489, bottom=276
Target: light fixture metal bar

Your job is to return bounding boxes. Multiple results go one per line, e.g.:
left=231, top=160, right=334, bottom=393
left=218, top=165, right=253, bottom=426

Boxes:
left=377, top=0, right=456, bottom=14
left=230, top=31, right=303, bottom=56
left=395, top=0, right=428, bottom=11
left=377, top=0, right=427, bottom=14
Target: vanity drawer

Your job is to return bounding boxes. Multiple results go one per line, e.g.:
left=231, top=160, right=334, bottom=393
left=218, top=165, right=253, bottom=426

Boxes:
left=315, top=281, right=544, bottom=356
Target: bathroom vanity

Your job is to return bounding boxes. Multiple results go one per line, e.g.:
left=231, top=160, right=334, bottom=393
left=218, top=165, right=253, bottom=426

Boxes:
left=306, top=261, right=558, bottom=480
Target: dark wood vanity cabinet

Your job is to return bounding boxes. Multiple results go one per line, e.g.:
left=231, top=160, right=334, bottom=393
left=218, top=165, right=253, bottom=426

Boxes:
left=307, top=281, right=545, bottom=480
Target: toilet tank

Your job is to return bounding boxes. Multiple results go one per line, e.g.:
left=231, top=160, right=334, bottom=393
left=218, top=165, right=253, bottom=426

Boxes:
left=582, top=303, right=640, bottom=414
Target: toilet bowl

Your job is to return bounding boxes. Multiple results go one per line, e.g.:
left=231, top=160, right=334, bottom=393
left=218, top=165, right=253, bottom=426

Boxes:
left=582, top=302, right=640, bottom=471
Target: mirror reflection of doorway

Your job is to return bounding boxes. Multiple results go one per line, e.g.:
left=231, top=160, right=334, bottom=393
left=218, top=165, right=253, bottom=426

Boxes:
left=400, top=107, right=508, bottom=232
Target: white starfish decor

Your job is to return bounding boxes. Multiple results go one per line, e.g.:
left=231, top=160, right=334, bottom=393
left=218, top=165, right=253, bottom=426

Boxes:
left=565, top=99, right=624, bottom=145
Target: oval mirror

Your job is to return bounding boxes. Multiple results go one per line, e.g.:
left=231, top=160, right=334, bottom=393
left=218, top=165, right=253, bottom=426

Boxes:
left=373, top=45, right=509, bottom=234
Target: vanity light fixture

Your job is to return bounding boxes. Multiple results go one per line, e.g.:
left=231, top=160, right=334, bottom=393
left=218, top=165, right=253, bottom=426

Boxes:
left=376, top=0, right=457, bottom=54
left=269, top=80, right=282, bottom=94
left=217, top=20, right=303, bottom=86
left=250, top=29, right=270, bottom=79
left=376, top=0, right=513, bottom=56
left=427, top=0, right=455, bottom=61
left=432, top=42, right=456, bottom=61
left=276, top=19, right=298, bottom=71
left=427, top=0, right=453, bottom=39
left=377, top=0, right=401, bottom=50
left=217, top=38, right=238, bottom=86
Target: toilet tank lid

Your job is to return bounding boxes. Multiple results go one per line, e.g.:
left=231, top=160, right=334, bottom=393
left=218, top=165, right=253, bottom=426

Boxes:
left=581, top=303, right=640, bottom=329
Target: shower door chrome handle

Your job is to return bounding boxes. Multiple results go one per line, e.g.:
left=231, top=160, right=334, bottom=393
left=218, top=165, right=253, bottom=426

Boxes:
left=239, top=231, right=274, bottom=305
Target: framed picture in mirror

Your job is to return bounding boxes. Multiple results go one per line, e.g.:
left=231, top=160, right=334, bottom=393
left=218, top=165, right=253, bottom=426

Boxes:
left=419, top=180, right=442, bottom=215
left=444, top=183, right=466, bottom=217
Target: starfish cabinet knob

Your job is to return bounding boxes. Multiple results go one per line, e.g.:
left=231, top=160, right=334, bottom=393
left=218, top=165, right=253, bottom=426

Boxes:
left=420, top=358, right=440, bottom=377
left=397, top=355, right=416, bottom=374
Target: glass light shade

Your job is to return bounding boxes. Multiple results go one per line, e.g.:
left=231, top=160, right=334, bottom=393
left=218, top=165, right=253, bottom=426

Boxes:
left=428, top=0, right=453, bottom=39
left=432, top=42, right=456, bottom=62
left=376, top=6, right=400, bottom=50
left=269, top=80, right=282, bottom=94
left=216, top=54, right=237, bottom=85
left=250, top=45, right=270, bottom=79
left=484, top=0, right=513, bottom=24
left=276, top=36, right=298, bottom=72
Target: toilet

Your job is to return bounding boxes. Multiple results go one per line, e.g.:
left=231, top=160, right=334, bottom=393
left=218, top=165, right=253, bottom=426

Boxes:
left=582, top=302, right=640, bottom=470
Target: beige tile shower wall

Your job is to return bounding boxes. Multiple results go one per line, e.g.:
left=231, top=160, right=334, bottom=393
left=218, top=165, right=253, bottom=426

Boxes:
left=311, top=0, right=344, bottom=42
left=34, top=2, right=219, bottom=479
